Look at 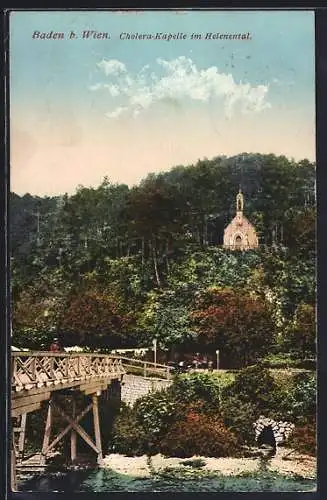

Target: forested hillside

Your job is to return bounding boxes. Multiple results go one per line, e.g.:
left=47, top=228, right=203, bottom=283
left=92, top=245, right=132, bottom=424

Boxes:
left=10, top=153, right=316, bottom=368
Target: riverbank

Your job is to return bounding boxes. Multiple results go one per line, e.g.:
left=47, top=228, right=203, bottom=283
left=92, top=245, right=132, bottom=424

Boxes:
left=102, top=448, right=316, bottom=480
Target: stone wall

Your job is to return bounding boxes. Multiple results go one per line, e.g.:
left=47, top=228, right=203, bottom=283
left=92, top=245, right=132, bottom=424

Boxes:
left=121, top=374, right=172, bottom=406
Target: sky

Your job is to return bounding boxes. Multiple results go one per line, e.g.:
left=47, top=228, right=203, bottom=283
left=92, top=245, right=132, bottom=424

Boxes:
left=10, top=10, right=315, bottom=196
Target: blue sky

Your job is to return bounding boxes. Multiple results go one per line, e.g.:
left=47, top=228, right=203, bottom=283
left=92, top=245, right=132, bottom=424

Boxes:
left=10, top=10, right=315, bottom=195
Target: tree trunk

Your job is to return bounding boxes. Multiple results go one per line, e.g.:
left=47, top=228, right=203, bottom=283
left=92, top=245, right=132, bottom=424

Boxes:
left=165, top=240, right=170, bottom=274
left=196, top=226, right=201, bottom=244
left=203, top=216, right=208, bottom=246
left=150, top=238, right=161, bottom=287
left=141, top=237, right=145, bottom=266
left=115, top=237, right=119, bottom=258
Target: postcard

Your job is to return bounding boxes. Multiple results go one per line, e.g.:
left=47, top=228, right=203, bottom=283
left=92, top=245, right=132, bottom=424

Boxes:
left=9, top=9, right=316, bottom=493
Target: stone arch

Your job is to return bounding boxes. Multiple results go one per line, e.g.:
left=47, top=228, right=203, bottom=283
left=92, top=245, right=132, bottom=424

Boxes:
left=235, top=235, right=242, bottom=248
left=254, top=416, right=295, bottom=450
left=257, top=424, right=277, bottom=450
left=233, top=232, right=244, bottom=249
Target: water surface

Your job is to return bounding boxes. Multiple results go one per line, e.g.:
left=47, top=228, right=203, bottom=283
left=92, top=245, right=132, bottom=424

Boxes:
left=18, top=468, right=316, bottom=493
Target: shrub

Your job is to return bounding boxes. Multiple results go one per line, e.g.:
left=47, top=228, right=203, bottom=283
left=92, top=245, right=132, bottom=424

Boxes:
left=276, top=372, right=316, bottom=425
left=159, top=412, right=239, bottom=458
left=287, top=422, right=316, bottom=456
left=169, top=372, right=224, bottom=410
left=181, top=458, right=207, bottom=468
left=134, top=390, right=176, bottom=438
left=260, top=353, right=305, bottom=369
left=111, top=404, right=148, bottom=456
left=220, top=395, right=260, bottom=445
left=220, top=364, right=291, bottom=444
left=223, top=364, right=281, bottom=412
left=283, top=303, right=316, bottom=360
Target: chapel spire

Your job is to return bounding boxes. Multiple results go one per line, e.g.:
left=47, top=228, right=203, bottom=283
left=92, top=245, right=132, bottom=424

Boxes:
left=236, top=188, right=244, bottom=214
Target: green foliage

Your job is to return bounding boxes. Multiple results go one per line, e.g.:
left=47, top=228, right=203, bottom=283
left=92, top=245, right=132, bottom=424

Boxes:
left=282, top=303, right=316, bottom=359
left=11, top=154, right=316, bottom=363
left=260, top=353, right=314, bottom=369
left=10, top=154, right=316, bottom=463
left=111, top=404, right=149, bottom=456
left=225, top=364, right=278, bottom=408
left=220, top=395, right=260, bottom=445
left=111, top=365, right=316, bottom=457
left=276, top=372, right=316, bottom=425
left=168, top=248, right=262, bottom=290
left=111, top=373, right=237, bottom=456
left=12, top=327, right=53, bottom=351
left=220, top=365, right=316, bottom=446
left=261, top=249, right=315, bottom=318
left=170, top=372, right=225, bottom=409
left=181, top=458, right=207, bottom=468
left=139, top=289, right=194, bottom=348
left=111, top=392, right=178, bottom=456
left=220, top=364, right=286, bottom=443
left=134, top=391, right=176, bottom=437
left=12, top=268, right=73, bottom=348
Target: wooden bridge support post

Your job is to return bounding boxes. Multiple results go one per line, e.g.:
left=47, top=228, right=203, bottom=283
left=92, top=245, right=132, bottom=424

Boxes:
left=92, top=393, right=103, bottom=466
left=70, top=397, right=77, bottom=464
left=11, top=440, right=17, bottom=492
left=18, top=413, right=27, bottom=459
left=41, top=399, right=52, bottom=466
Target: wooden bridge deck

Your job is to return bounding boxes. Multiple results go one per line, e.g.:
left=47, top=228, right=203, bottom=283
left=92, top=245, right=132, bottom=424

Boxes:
left=11, top=351, right=172, bottom=417
left=12, top=352, right=127, bottom=392
left=11, top=352, right=127, bottom=417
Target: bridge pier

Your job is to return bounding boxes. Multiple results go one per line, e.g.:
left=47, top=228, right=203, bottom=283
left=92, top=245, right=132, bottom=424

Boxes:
left=92, top=393, right=103, bottom=466
left=40, top=390, right=105, bottom=467
left=13, top=413, right=27, bottom=461
left=70, top=398, right=77, bottom=464
left=41, top=400, right=53, bottom=466
left=18, top=414, right=27, bottom=458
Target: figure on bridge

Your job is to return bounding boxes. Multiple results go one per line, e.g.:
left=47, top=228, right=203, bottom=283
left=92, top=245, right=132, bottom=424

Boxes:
left=49, top=338, right=61, bottom=352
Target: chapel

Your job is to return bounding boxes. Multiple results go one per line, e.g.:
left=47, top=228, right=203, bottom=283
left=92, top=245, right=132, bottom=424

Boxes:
left=223, top=190, right=259, bottom=250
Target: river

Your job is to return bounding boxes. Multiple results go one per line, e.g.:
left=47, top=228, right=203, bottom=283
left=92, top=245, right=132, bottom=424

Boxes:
left=17, top=468, right=315, bottom=493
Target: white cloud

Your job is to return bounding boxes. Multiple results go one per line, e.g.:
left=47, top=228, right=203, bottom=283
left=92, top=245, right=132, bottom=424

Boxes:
left=105, top=106, right=128, bottom=119
left=91, top=56, right=271, bottom=118
left=106, top=84, right=121, bottom=97
left=89, top=83, right=103, bottom=91
left=272, top=77, right=295, bottom=87
left=89, top=82, right=121, bottom=96
left=97, top=59, right=127, bottom=76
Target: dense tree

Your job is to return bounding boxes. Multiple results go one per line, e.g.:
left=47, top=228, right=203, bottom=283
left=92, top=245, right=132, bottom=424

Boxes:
left=191, top=287, right=277, bottom=367
left=12, top=268, right=72, bottom=349
left=59, top=288, right=136, bottom=348
left=282, top=303, right=316, bottom=359
left=10, top=153, right=316, bottom=362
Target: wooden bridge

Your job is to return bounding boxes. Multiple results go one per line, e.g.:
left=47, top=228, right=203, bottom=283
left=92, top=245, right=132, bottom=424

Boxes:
left=11, top=351, right=172, bottom=491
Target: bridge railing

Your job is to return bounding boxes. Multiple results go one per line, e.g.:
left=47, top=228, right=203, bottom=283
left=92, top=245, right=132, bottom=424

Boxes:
left=114, top=356, right=172, bottom=379
left=11, top=352, right=126, bottom=392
